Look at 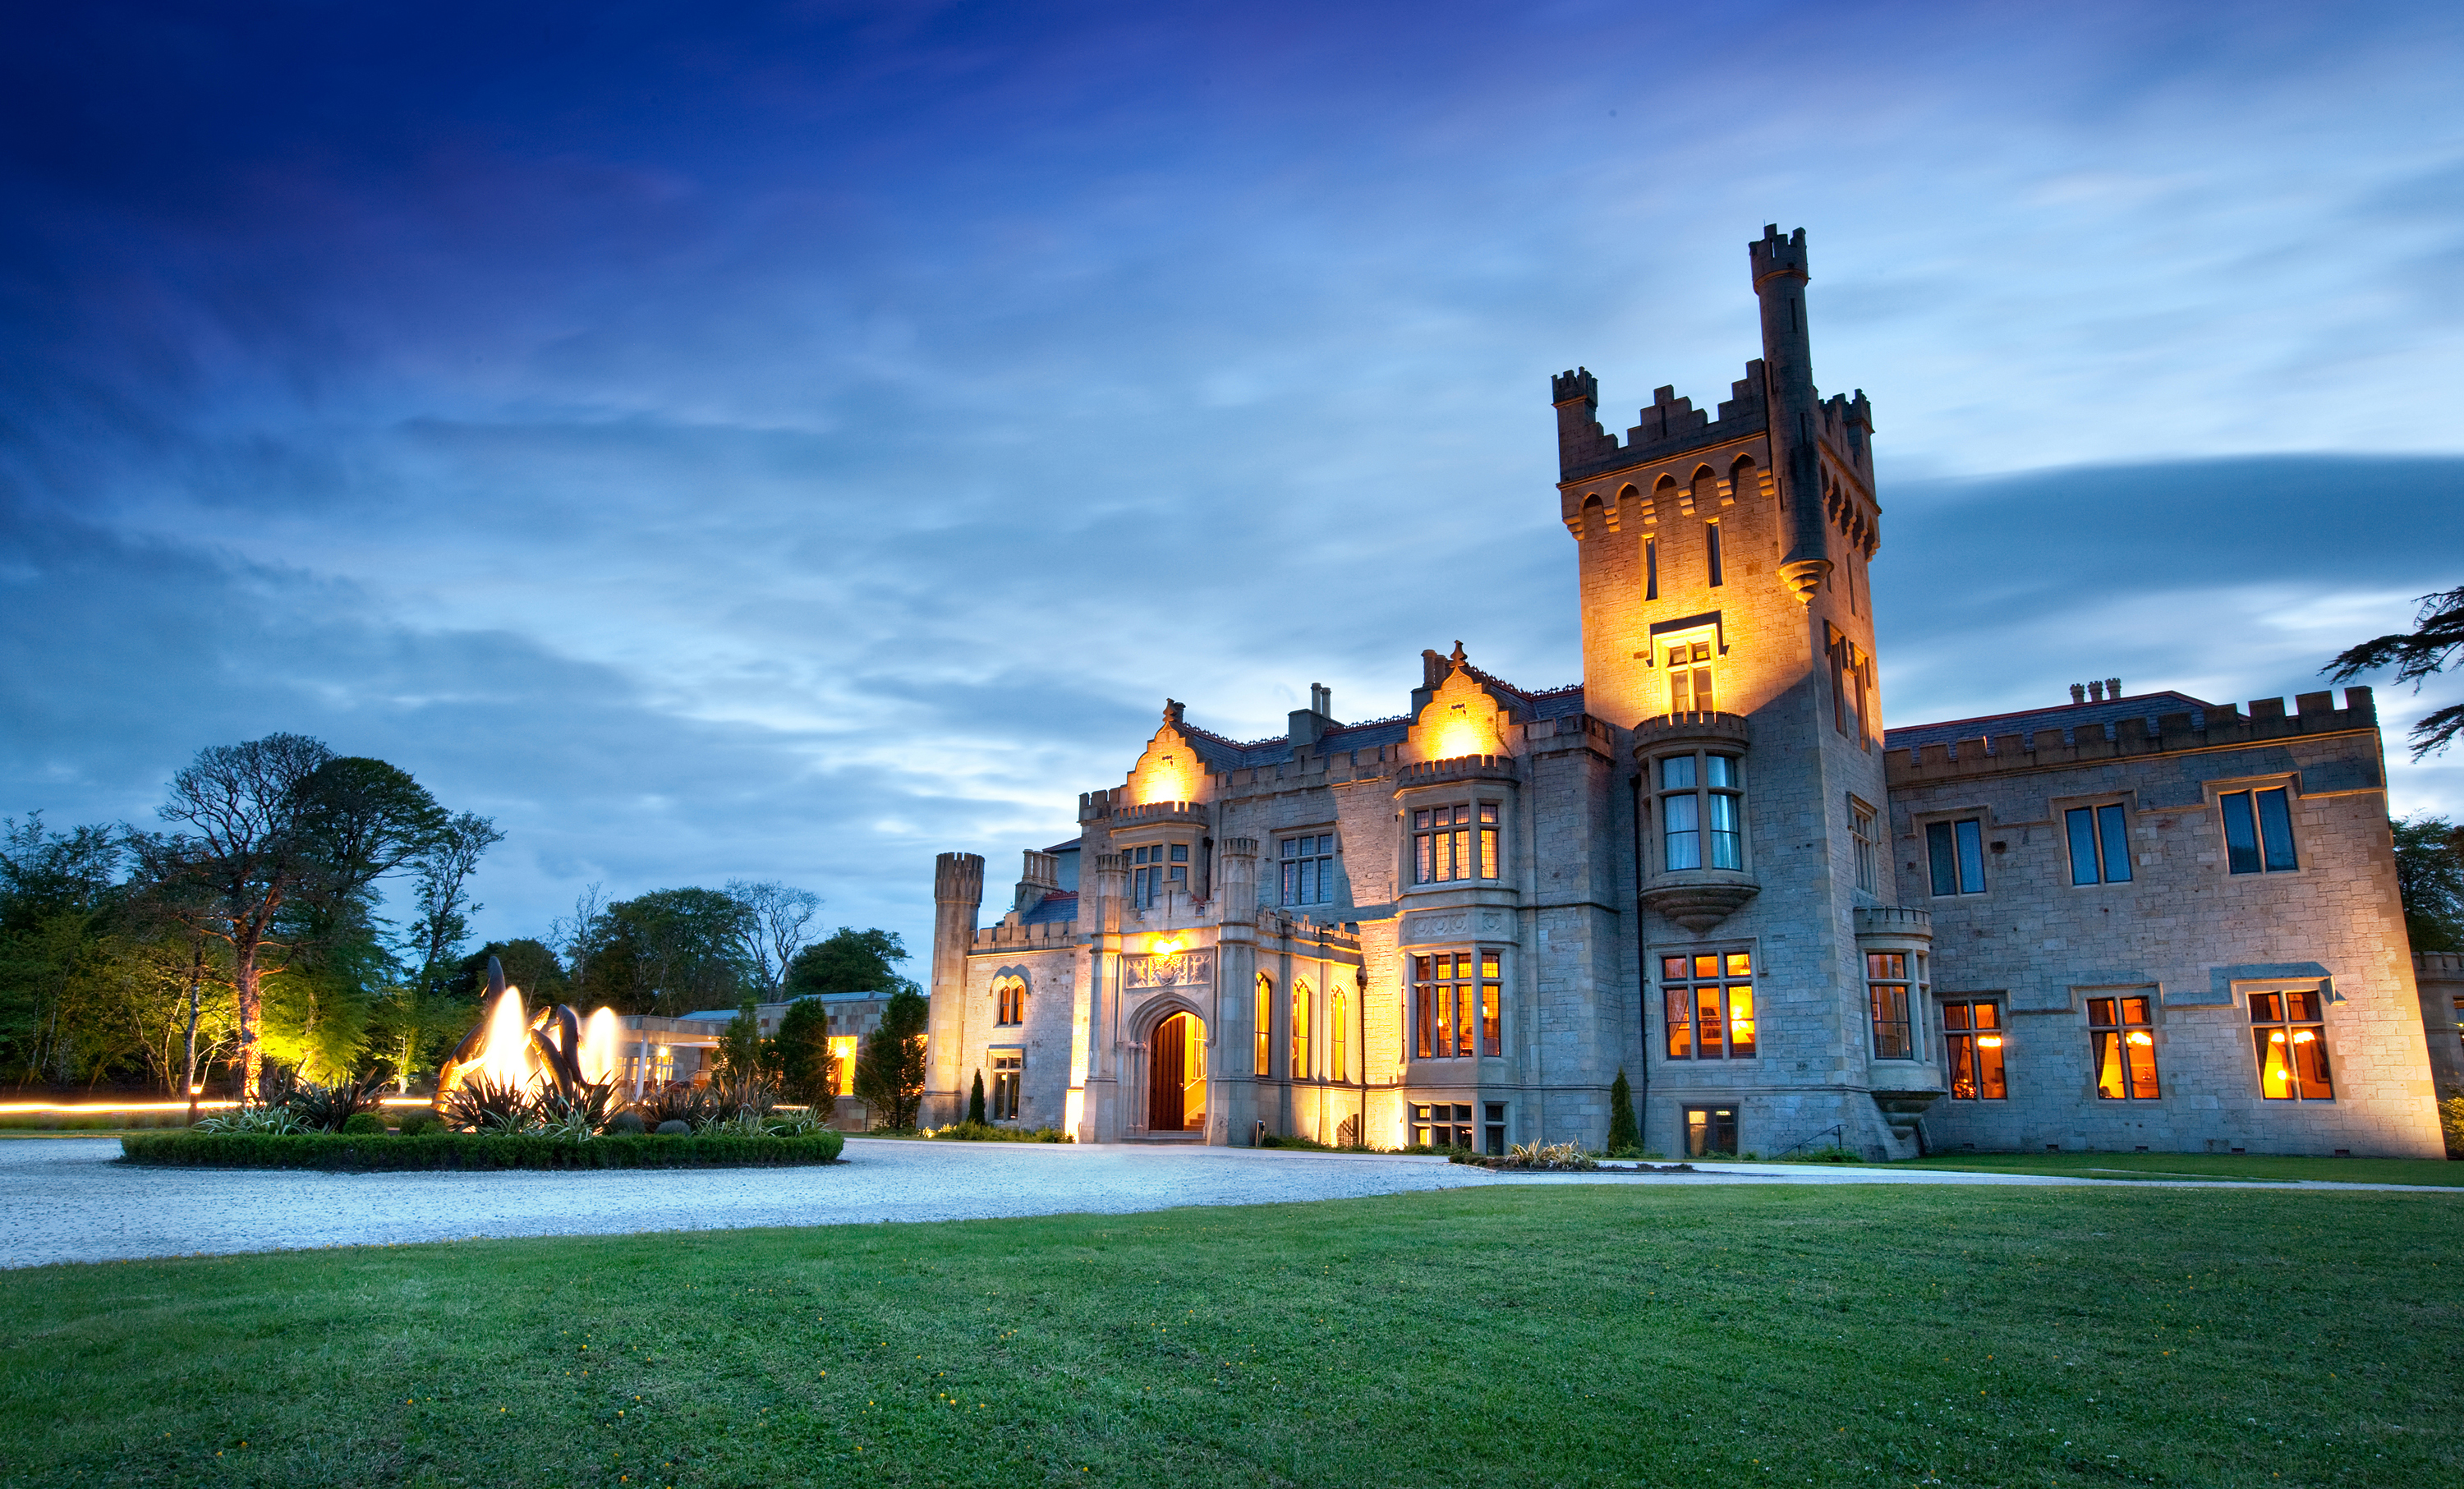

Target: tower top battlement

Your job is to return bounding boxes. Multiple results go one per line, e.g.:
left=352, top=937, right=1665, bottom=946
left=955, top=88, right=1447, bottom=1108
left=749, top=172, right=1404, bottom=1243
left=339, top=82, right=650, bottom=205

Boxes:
left=1749, top=223, right=1809, bottom=287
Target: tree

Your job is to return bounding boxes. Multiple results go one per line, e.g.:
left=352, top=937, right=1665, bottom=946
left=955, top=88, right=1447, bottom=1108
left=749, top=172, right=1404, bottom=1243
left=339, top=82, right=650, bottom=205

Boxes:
left=129, top=737, right=447, bottom=1099
left=2325, top=583, right=2464, bottom=759
left=399, top=812, right=505, bottom=992
left=1607, top=1068, right=1639, bottom=1155
left=2394, top=816, right=2464, bottom=954
left=968, top=1068, right=986, bottom=1124
left=725, top=880, right=821, bottom=995
left=0, top=816, right=126, bottom=1085
left=575, top=888, right=754, bottom=1015
left=767, top=996, right=835, bottom=1105
left=852, top=988, right=927, bottom=1130
left=784, top=927, right=917, bottom=998
left=713, top=999, right=766, bottom=1102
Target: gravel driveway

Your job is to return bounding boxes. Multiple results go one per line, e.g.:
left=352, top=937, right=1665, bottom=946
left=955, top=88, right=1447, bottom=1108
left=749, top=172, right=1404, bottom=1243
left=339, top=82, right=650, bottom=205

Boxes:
left=0, top=1137, right=2434, bottom=1269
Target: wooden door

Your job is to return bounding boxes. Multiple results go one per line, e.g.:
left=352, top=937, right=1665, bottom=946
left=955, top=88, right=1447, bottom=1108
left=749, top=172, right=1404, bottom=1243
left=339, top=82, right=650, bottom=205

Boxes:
left=1150, top=1013, right=1187, bottom=1131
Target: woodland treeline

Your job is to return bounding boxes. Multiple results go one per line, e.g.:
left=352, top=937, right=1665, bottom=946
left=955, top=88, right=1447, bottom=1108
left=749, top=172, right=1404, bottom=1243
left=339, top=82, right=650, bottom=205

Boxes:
left=0, top=733, right=916, bottom=1097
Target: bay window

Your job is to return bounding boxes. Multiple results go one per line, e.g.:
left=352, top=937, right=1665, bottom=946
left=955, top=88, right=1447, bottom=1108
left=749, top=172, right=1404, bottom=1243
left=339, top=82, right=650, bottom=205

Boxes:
left=1656, top=752, right=1744, bottom=871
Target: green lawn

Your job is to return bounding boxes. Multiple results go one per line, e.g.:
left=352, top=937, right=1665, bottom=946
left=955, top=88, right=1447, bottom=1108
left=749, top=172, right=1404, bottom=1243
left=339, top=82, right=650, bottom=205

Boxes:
left=1, top=1185, right=2456, bottom=1487
left=1882, top=1151, right=2464, bottom=1186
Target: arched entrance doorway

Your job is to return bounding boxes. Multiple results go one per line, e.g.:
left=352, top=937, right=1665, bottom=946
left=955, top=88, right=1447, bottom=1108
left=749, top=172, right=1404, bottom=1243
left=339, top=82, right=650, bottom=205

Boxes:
left=1147, top=1010, right=1207, bottom=1133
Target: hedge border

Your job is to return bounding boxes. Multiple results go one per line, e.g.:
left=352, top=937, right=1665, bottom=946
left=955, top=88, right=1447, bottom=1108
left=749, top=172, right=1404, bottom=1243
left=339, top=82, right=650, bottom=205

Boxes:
left=118, top=1128, right=845, bottom=1171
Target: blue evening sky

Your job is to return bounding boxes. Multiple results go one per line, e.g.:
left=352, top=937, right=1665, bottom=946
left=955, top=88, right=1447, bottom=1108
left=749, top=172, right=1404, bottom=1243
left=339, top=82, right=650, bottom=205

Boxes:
left=3, top=2, right=2460, bottom=961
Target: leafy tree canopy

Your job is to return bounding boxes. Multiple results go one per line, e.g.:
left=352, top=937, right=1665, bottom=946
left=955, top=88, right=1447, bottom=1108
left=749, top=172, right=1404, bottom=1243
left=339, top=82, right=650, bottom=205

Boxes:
left=2395, top=816, right=2464, bottom=954
left=2327, top=584, right=2464, bottom=759
left=576, top=887, right=753, bottom=1015
left=853, top=987, right=927, bottom=1130
left=784, top=926, right=917, bottom=998
left=448, top=939, right=571, bottom=1005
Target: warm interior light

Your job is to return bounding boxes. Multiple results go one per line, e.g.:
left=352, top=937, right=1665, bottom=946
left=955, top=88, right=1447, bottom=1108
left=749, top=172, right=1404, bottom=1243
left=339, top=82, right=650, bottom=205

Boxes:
left=2269, top=1031, right=2287, bottom=1043
left=1976, top=1036, right=2003, bottom=1049
left=2126, top=1031, right=2154, bottom=1046
left=2291, top=1030, right=2315, bottom=1044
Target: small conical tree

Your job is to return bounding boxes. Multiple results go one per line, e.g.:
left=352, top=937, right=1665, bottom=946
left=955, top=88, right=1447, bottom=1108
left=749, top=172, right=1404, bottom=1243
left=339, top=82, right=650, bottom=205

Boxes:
left=1607, top=1068, right=1639, bottom=1155
left=968, top=1069, right=986, bottom=1124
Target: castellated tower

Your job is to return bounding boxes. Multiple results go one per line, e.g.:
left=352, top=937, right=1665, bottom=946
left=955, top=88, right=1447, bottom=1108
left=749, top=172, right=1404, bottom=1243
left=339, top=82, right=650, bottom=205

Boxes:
left=1553, top=224, right=1932, bottom=1157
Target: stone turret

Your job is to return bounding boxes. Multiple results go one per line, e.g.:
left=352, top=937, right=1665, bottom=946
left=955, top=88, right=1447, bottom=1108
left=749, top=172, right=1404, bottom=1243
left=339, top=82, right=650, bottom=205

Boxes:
left=922, top=852, right=984, bottom=1122
left=1750, top=224, right=1830, bottom=602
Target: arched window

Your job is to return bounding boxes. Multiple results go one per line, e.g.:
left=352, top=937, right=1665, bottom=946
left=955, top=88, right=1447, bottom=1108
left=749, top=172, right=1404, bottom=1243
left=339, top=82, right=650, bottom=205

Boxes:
left=1254, top=973, right=1272, bottom=1077
left=994, top=976, right=1027, bottom=1027
left=1292, top=980, right=1312, bottom=1080
left=1330, top=988, right=1348, bottom=1084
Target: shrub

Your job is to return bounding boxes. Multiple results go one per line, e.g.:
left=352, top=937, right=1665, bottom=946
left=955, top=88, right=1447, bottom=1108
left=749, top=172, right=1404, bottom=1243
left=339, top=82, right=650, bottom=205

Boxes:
left=923, top=1121, right=1069, bottom=1142
left=1607, top=1068, right=1639, bottom=1156
left=655, top=1119, right=692, bottom=1136
left=1496, top=1141, right=1597, bottom=1172
left=1776, top=1146, right=1863, bottom=1165
left=444, top=1078, right=537, bottom=1135
left=339, top=1111, right=388, bottom=1136
left=968, top=1071, right=986, bottom=1125
left=606, top=1111, right=646, bottom=1135
left=195, top=1105, right=307, bottom=1136
left=2441, top=1090, right=2464, bottom=1159
left=121, top=1128, right=845, bottom=1171
left=284, top=1075, right=391, bottom=1133
left=1258, top=1133, right=1334, bottom=1151
left=638, top=1085, right=711, bottom=1131
left=396, top=1109, right=444, bottom=1137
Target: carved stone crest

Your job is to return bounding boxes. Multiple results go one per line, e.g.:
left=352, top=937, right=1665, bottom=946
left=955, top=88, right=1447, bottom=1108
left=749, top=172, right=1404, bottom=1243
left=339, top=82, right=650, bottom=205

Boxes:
left=1123, top=948, right=1216, bottom=989
left=1398, top=908, right=1513, bottom=946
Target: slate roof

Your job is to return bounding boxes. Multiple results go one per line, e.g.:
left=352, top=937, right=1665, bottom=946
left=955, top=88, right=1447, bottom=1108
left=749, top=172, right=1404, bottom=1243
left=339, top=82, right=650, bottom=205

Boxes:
left=1020, top=890, right=1079, bottom=926
left=1885, top=691, right=2215, bottom=752
left=1172, top=678, right=1588, bottom=773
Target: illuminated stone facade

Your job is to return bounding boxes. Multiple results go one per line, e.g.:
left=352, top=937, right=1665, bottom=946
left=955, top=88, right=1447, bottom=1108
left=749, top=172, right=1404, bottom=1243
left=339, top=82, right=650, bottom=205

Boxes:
left=922, top=227, right=2447, bottom=1159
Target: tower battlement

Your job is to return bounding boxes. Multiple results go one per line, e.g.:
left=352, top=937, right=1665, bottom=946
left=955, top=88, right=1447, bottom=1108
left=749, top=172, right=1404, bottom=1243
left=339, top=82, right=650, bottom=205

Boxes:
left=1748, top=223, right=1808, bottom=287
left=1554, top=361, right=1772, bottom=482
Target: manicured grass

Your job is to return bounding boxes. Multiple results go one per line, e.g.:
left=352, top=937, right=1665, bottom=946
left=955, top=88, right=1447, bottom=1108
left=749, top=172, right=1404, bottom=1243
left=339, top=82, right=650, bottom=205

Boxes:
left=1886, top=1150, right=2464, bottom=1186
left=0, top=1185, right=2456, bottom=1487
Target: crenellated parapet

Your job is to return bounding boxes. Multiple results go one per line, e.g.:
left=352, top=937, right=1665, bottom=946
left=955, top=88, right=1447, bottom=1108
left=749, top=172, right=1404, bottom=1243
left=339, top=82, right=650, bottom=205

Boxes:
left=1553, top=362, right=1773, bottom=490
left=1885, top=688, right=2380, bottom=787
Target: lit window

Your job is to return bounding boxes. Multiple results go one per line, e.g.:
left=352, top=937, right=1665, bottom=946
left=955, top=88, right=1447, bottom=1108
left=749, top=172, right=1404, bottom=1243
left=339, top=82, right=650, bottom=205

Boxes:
left=1412, top=951, right=1501, bottom=1059
left=1926, top=819, right=1986, bottom=896
left=1666, top=641, right=1715, bottom=715
left=1942, top=1000, right=2007, bottom=1100
left=1253, top=973, right=1272, bottom=1078
left=2250, top=990, right=2333, bottom=1101
left=990, top=1051, right=1022, bottom=1121
left=1413, top=802, right=1498, bottom=885
left=1280, top=834, right=1335, bottom=904
left=993, top=976, right=1026, bottom=1027
left=1682, top=1105, right=1738, bottom=1157
left=1661, top=952, right=1756, bottom=1059
left=2087, top=995, right=2161, bottom=1100
left=1330, top=989, right=1348, bottom=1084
left=1656, top=751, right=1744, bottom=872
left=1850, top=798, right=1878, bottom=894
left=1129, top=843, right=1188, bottom=908
left=2219, top=787, right=2298, bottom=875
left=1291, top=980, right=1312, bottom=1080
left=2066, top=804, right=2133, bottom=885
left=1411, top=1102, right=1475, bottom=1151
left=1867, top=952, right=1924, bottom=1059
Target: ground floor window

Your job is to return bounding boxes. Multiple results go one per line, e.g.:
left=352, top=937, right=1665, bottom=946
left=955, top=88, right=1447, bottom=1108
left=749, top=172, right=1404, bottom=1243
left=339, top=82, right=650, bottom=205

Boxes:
left=1683, top=1105, right=1737, bottom=1157
left=2250, top=990, right=2333, bottom=1101
left=1662, top=951, right=1756, bottom=1059
left=1413, top=1102, right=1474, bottom=1151
left=1868, top=952, right=1922, bottom=1059
left=990, top=1051, right=1022, bottom=1120
left=1483, top=1101, right=1506, bottom=1156
left=1941, top=1000, right=2007, bottom=1100
left=1413, top=951, right=1501, bottom=1059
left=2088, top=994, right=2160, bottom=1100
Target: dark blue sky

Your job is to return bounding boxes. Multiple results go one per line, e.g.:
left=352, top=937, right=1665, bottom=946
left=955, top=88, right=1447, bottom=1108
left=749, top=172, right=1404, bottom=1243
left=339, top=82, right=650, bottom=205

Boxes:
left=4, top=2, right=2460, bottom=958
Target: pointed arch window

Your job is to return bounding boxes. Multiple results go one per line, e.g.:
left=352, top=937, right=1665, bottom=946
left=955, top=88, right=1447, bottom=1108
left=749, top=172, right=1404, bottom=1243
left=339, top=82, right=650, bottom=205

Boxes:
left=994, top=976, right=1027, bottom=1027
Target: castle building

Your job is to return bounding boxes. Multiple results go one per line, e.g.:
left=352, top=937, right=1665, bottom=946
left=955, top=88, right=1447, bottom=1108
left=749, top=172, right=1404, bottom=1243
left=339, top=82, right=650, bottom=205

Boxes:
left=922, top=227, right=2447, bottom=1160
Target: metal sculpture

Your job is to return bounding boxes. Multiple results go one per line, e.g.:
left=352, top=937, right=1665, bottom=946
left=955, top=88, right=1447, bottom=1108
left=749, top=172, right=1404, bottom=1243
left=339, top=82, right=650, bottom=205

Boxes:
left=433, top=956, right=622, bottom=1110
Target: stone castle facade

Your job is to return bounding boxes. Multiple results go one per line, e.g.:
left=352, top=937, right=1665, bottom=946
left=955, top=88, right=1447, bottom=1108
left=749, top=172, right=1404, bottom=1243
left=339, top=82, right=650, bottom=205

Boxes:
left=921, top=226, right=2448, bottom=1160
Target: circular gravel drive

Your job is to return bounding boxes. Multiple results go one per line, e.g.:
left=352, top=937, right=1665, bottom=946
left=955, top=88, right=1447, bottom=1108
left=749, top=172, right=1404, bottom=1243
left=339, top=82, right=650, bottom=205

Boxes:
left=3, top=1138, right=2414, bottom=1269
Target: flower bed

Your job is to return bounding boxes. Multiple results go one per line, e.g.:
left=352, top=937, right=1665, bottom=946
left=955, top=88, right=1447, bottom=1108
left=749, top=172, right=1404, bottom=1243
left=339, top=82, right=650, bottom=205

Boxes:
left=119, top=1128, right=844, bottom=1171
